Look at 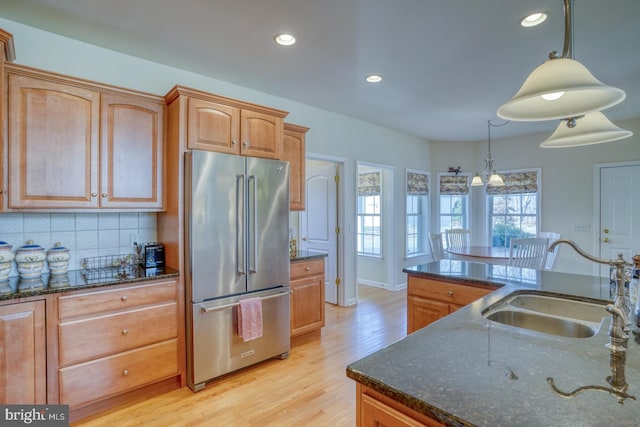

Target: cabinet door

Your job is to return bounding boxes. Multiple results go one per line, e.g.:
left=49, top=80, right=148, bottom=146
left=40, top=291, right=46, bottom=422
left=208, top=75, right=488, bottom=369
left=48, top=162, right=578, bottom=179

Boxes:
left=8, top=74, right=100, bottom=208
left=240, top=110, right=282, bottom=159
left=100, top=93, right=164, bottom=209
left=0, top=301, right=46, bottom=404
left=282, top=125, right=307, bottom=210
left=290, top=274, right=325, bottom=337
left=407, top=295, right=449, bottom=334
left=187, top=98, right=240, bottom=154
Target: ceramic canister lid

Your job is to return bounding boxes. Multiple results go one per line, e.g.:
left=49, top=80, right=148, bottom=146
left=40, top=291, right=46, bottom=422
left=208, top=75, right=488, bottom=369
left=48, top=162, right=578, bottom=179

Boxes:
left=17, top=240, right=45, bottom=253
left=0, top=241, right=11, bottom=251
left=47, top=242, right=69, bottom=254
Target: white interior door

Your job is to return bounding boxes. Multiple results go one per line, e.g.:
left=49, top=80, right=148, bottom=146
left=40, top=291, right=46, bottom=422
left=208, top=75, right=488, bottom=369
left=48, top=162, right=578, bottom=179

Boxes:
left=300, top=161, right=338, bottom=304
left=599, top=163, right=640, bottom=276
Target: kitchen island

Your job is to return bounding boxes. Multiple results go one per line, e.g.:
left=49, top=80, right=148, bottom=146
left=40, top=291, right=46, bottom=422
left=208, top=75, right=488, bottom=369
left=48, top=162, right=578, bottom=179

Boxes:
left=347, top=261, right=640, bottom=426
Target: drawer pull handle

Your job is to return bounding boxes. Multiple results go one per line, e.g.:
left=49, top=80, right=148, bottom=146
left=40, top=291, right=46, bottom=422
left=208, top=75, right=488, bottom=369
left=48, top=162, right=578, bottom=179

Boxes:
left=121, top=296, right=128, bottom=302
left=123, top=369, right=129, bottom=376
left=447, top=291, right=454, bottom=297
left=121, top=329, right=128, bottom=335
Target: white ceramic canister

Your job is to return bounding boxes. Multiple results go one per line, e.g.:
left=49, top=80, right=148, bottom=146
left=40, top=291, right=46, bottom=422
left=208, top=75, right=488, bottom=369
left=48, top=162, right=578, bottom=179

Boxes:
left=15, top=240, right=46, bottom=279
left=0, top=241, right=14, bottom=281
left=47, top=242, right=71, bottom=275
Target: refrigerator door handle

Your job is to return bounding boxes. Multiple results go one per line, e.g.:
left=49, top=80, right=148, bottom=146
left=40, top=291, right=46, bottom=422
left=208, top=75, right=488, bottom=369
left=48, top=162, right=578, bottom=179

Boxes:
left=199, top=290, right=290, bottom=313
left=249, top=174, right=258, bottom=273
left=236, top=174, right=246, bottom=276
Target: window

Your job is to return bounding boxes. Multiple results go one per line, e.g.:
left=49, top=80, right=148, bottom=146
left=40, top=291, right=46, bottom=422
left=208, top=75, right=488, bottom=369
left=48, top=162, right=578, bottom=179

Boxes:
left=488, top=170, right=540, bottom=248
left=438, top=174, right=470, bottom=245
left=357, top=169, right=382, bottom=256
left=406, top=170, right=429, bottom=257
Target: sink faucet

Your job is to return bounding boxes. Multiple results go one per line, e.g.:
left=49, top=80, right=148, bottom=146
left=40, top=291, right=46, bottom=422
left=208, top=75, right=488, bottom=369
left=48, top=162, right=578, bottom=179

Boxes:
left=548, top=239, right=630, bottom=353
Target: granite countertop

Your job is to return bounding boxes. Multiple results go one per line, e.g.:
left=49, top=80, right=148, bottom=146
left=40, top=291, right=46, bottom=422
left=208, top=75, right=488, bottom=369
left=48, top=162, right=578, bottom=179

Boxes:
left=290, top=250, right=328, bottom=262
left=0, top=265, right=180, bottom=302
left=347, top=260, right=640, bottom=426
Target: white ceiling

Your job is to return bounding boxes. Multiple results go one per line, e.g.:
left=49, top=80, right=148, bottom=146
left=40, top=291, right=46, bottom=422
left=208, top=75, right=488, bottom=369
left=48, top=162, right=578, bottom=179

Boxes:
left=1, top=0, right=639, bottom=142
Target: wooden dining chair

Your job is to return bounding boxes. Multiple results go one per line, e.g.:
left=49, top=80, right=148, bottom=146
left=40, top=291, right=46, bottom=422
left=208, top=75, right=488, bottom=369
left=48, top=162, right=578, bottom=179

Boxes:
left=445, top=229, right=470, bottom=250
left=538, top=232, right=562, bottom=270
left=428, top=233, right=445, bottom=261
left=507, top=237, right=549, bottom=270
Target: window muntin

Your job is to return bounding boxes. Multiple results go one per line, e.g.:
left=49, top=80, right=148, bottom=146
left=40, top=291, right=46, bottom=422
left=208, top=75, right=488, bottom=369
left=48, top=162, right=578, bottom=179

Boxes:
left=438, top=174, right=470, bottom=247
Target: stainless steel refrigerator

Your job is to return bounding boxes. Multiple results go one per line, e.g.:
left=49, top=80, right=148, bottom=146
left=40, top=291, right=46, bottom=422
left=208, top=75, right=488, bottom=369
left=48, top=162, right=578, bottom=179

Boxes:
left=184, top=150, right=290, bottom=392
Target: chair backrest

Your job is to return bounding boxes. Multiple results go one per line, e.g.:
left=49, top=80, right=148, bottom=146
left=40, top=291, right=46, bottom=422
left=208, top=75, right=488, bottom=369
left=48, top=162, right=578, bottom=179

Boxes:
left=508, top=237, right=549, bottom=270
left=445, top=229, right=470, bottom=250
left=538, top=232, right=562, bottom=270
left=429, top=233, right=444, bottom=261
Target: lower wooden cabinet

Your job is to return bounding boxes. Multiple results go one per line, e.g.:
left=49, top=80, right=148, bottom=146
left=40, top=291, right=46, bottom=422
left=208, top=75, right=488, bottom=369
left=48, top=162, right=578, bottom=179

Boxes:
left=407, top=275, right=497, bottom=334
left=0, top=300, right=46, bottom=404
left=356, top=384, right=446, bottom=427
left=57, top=279, right=180, bottom=409
left=290, top=258, right=325, bottom=338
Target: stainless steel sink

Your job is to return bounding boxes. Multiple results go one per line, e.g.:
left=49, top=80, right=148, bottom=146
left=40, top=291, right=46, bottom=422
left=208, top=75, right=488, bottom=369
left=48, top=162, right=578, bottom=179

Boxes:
left=482, top=292, right=607, bottom=338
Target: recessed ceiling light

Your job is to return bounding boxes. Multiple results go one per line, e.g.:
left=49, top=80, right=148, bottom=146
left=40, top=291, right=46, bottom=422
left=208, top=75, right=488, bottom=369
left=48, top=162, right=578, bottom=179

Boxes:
left=366, top=74, right=383, bottom=83
left=519, top=11, right=548, bottom=28
left=274, top=34, right=296, bottom=46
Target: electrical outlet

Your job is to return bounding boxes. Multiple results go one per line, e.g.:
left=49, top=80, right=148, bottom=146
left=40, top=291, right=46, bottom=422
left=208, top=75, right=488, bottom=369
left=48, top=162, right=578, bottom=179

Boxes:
left=130, top=233, right=139, bottom=246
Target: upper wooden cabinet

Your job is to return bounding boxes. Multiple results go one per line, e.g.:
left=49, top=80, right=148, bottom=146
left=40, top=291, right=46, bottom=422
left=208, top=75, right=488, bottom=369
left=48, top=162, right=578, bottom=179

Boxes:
left=167, top=86, right=287, bottom=160
left=6, top=65, right=164, bottom=210
left=282, top=123, right=309, bottom=211
left=0, top=29, right=15, bottom=211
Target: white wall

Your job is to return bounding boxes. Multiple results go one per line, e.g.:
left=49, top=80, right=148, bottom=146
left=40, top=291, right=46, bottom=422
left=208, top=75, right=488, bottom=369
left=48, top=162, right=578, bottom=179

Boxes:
left=0, top=18, right=431, bottom=305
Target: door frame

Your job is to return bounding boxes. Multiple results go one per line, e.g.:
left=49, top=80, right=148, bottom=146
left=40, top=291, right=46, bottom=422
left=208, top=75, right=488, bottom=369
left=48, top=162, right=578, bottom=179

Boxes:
left=594, top=160, right=640, bottom=277
left=304, top=152, right=347, bottom=306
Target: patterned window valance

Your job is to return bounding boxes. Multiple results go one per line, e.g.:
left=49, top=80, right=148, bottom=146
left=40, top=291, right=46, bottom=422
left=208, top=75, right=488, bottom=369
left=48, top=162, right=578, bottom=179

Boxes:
left=406, top=172, right=428, bottom=195
left=358, top=171, right=381, bottom=196
left=439, top=175, right=469, bottom=195
left=486, top=171, right=538, bottom=195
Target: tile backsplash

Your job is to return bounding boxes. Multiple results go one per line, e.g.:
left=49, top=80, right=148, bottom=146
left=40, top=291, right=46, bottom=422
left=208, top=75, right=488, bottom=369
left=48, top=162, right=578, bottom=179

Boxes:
left=0, top=212, right=157, bottom=277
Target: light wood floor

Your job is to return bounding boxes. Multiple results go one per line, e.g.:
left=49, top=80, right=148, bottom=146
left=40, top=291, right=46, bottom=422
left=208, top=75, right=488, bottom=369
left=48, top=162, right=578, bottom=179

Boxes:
left=73, top=285, right=407, bottom=427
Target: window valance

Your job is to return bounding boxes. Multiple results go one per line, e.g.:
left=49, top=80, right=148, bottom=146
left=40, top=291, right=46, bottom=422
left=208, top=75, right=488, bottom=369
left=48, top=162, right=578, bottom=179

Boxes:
left=486, top=171, right=538, bottom=195
left=358, top=171, right=381, bottom=196
left=406, top=172, right=428, bottom=195
left=439, top=175, right=469, bottom=195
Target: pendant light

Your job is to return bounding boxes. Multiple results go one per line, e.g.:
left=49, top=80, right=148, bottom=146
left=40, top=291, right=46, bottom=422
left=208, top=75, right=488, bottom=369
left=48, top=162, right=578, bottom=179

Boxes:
left=472, top=120, right=505, bottom=187
left=540, top=112, right=633, bottom=148
left=497, top=0, right=625, bottom=121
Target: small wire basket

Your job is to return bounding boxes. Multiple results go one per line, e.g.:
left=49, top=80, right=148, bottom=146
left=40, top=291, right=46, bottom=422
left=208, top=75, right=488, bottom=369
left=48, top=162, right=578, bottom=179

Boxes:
left=81, top=254, right=141, bottom=284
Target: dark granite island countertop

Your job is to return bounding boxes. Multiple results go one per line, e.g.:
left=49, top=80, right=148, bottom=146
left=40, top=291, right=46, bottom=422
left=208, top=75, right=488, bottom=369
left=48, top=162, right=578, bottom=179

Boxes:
left=347, top=260, right=640, bottom=426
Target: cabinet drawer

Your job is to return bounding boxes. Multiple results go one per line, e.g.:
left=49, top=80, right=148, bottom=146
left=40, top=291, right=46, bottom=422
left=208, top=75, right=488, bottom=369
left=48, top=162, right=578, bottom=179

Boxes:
left=59, top=302, right=177, bottom=366
left=290, top=259, right=324, bottom=279
left=408, top=277, right=495, bottom=307
left=59, top=339, right=178, bottom=408
left=58, top=280, right=177, bottom=319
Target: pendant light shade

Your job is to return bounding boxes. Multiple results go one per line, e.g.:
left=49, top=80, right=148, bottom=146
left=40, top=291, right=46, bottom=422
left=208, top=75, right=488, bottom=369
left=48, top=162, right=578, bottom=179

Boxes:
left=471, top=174, right=484, bottom=186
left=488, top=173, right=505, bottom=186
left=497, top=58, right=626, bottom=121
left=540, top=112, right=633, bottom=148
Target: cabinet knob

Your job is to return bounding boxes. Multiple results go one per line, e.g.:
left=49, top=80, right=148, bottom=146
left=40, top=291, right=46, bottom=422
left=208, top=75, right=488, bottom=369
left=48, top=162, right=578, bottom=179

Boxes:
left=232, top=140, right=237, bottom=145
left=101, top=193, right=108, bottom=198
left=243, top=141, right=249, bottom=147
left=447, top=290, right=454, bottom=297
left=603, top=237, right=610, bottom=243
left=121, top=295, right=128, bottom=302
left=91, top=192, right=98, bottom=197
left=121, top=329, right=128, bottom=335
left=305, top=267, right=311, bottom=271
left=123, top=369, right=129, bottom=376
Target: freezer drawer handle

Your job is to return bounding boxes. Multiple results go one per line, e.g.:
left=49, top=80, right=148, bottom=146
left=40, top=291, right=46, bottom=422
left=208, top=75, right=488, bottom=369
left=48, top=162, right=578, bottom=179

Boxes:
left=200, top=291, right=289, bottom=313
